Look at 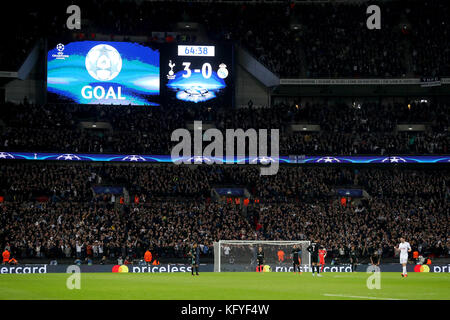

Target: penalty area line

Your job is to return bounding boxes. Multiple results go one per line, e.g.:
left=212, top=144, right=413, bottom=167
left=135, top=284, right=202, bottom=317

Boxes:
left=323, top=293, right=403, bottom=300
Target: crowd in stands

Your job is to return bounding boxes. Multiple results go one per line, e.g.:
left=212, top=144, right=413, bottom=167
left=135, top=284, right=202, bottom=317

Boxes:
left=408, top=0, right=450, bottom=77
left=2, top=0, right=449, bottom=78
left=1, top=1, right=448, bottom=272
left=282, top=130, right=448, bottom=155
left=210, top=1, right=409, bottom=77
left=1, top=101, right=448, bottom=155
left=0, top=162, right=448, bottom=262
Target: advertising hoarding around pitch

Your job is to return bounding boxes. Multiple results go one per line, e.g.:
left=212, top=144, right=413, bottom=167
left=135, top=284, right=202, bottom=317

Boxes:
left=1, top=264, right=449, bottom=274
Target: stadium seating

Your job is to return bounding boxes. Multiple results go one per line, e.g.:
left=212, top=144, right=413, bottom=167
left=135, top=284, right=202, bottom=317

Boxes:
left=0, top=101, right=448, bottom=155
left=0, top=162, right=448, bottom=262
left=2, top=1, right=449, bottom=78
left=0, top=0, right=448, bottom=265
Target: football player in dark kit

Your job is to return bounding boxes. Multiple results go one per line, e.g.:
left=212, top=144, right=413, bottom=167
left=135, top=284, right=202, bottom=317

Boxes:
left=349, top=245, right=358, bottom=272
left=256, top=247, right=264, bottom=272
left=189, top=243, right=200, bottom=276
left=307, top=241, right=321, bottom=277
left=370, top=249, right=381, bottom=267
left=292, top=244, right=302, bottom=274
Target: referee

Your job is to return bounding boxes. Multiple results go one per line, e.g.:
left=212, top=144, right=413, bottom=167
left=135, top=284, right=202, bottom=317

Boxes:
left=256, top=247, right=264, bottom=272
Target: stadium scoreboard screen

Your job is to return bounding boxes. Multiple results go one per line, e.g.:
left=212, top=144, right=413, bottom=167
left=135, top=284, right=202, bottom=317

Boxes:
left=47, top=41, right=233, bottom=106
left=47, top=41, right=160, bottom=105
left=160, top=45, right=233, bottom=105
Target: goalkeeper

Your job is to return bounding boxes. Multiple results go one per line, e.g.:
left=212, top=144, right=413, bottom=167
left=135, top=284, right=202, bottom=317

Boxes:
left=292, top=244, right=302, bottom=274
left=307, top=241, right=322, bottom=276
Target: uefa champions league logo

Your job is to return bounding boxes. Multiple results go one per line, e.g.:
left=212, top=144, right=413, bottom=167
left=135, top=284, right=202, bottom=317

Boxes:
left=85, top=44, right=122, bottom=81
left=316, top=157, right=341, bottom=163
left=121, top=155, right=146, bottom=162
left=0, top=152, right=15, bottom=159
left=186, top=156, right=213, bottom=164
left=56, top=44, right=65, bottom=57
left=52, top=43, right=69, bottom=60
left=56, top=154, right=82, bottom=160
left=184, top=86, right=209, bottom=97
left=381, top=156, right=407, bottom=163
left=250, top=156, right=275, bottom=165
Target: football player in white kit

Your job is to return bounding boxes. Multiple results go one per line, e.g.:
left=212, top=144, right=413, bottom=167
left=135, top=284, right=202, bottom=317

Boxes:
left=394, top=237, right=411, bottom=278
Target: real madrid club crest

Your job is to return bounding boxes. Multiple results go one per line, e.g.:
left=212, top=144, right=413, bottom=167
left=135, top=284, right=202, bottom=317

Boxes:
left=167, top=60, right=176, bottom=80
left=217, top=63, right=228, bottom=79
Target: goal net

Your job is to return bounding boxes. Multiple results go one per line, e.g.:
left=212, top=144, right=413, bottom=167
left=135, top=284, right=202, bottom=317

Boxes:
left=214, top=240, right=311, bottom=272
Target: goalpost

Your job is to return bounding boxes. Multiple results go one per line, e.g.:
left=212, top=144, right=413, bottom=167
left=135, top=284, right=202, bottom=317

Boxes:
left=214, top=240, right=311, bottom=272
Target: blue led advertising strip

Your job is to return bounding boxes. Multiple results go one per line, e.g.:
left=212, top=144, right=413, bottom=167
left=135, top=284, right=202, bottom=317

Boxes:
left=0, top=152, right=449, bottom=164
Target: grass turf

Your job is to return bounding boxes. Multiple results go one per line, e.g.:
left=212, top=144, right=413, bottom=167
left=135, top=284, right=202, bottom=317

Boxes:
left=0, top=272, right=449, bottom=300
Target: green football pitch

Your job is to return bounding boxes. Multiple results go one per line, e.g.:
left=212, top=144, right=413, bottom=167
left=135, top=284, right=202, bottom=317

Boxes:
left=0, top=272, right=449, bottom=300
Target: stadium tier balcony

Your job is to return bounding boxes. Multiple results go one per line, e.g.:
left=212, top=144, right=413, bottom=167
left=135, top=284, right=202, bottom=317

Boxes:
left=1, top=101, right=448, bottom=155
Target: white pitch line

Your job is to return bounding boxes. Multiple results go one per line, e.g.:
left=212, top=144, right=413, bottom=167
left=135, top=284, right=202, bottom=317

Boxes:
left=323, top=293, right=403, bottom=300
